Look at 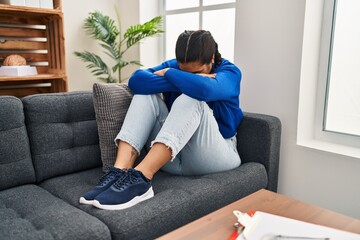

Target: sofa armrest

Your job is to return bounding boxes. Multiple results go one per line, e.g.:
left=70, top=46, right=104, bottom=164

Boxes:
left=236, top=112, right=281, bottom=192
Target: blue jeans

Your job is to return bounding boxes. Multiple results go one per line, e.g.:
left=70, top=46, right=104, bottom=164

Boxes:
left=115, top=94, right=241, bottom=175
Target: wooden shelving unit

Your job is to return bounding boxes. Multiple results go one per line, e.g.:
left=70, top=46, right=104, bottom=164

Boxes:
left=0, top=0, right=67, bottom=98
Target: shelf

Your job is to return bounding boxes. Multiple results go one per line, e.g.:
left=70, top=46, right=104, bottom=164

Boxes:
left=0, top=0, right=67, bottom=98
left=0, top=4, right=62, bottom=16
left=0, top=73, right=66, bottom=82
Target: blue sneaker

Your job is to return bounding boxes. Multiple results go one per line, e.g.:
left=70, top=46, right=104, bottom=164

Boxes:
left=79, top=167, right=126, bottom=205
left=92, top=168, right=154, bottom=210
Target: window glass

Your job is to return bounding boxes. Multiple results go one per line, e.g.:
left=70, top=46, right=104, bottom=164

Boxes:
left=203, top=8, right=235, bottom=61
left=203, top=0, right=235, bottom=6
left=324, top=0, right=360, bottom=136
left=165, top=13, right=199, bottom=60
left=165, top=0, right=199, bottom=11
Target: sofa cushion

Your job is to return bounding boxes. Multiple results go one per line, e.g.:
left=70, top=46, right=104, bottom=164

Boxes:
left=22, top=92, right=101, bottom=182
left=0, top=96, right=35, bottom=191
left=92, top=83, right=133, bottom=172
left=0, top=184, right=110, bottom=240
left=40, top=163, right=267, bottom=240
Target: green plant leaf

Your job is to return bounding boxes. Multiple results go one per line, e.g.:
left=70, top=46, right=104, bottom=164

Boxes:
left=129, top=60, right=142, bottom=66
left=74, top=10, right=164, bottom=84
left=112, top=60, right=129, bottom=72
left=84, top=11, right=119, bottom=45
left=112, top=60, right=143, bottom=73
left=74, top=51, right=116, bottom=83
left=100, top=42, right=120, bottom=60
left=123, top=16, right=163, bottom=50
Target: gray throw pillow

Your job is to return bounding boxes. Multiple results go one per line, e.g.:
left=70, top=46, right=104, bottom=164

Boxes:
left=92, top=83, right=133, bottom=172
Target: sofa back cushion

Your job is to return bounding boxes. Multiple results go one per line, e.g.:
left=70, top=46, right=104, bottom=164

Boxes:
left=22, top=92, right=101, bottom=182
left=0, top=96, right=36, bottom=190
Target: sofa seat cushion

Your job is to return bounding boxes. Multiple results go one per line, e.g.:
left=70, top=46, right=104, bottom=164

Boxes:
left=0, top=184, right=110, bottom=240
left=40, top=162, right=267, bottom=240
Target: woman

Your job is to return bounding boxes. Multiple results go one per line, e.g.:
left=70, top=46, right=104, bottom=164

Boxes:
left=80, top=30, right=243, bottom=210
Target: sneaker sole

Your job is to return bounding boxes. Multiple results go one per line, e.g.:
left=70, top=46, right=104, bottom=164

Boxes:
left=92, top=187, right=154, bottom=210
left=79, top=197, right=94, bottom=205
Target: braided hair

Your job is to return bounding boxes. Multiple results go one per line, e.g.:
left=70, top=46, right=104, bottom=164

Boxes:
left=175, top=30, right=222, bottom=70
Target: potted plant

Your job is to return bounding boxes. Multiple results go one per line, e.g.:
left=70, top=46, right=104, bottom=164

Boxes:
left=74, top=9, right=163, bottom=83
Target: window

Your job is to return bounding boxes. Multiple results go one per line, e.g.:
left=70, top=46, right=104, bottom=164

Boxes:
left=297, top=0, right=360, bottom=158
left=163, top=0, right=236, bottom=61
left=323, top=0, right=360, bottom=137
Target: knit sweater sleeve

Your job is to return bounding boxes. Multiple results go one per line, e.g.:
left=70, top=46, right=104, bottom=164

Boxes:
left=163, top=60, right=241, bottom=102
left=128, top=59, right=180, bottom=94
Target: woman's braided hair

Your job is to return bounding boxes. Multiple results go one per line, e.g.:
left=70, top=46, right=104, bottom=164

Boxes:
left=175, top=30, right=222, bottom=70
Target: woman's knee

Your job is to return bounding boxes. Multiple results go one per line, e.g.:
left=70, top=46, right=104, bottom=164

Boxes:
left=172, top=94, right=204, bottom=110
left=132, top=94, right=152, bottom=102
left=131, top=94, right=161, bottom=107
left=131, top=94, right=167, bottom=117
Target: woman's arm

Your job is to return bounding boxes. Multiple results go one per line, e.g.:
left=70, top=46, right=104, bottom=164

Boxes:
left=162, top=61, right=241, bottom=101
left=128, top=59, right=180, bottom=94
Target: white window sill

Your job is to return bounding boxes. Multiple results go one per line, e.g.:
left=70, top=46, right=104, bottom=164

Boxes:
left=297, top=138, right=360, bottom=159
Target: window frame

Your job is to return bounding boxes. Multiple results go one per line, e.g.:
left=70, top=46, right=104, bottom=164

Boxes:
left=162, top=0, right=236, bottom=60
left=297, top=0, right=360, bottom=158
left=321, top=0, right=360, bottom=138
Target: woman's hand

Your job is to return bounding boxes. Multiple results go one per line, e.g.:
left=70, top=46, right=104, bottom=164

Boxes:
left=197, top=73, right=216, bottom=78
left=154, top=68, right=169, bottom=77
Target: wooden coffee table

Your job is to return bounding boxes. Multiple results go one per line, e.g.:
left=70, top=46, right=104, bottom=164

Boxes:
left=157, top=189, right=360, bottom=239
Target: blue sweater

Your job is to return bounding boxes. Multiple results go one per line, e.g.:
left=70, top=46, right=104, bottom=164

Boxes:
left=128, top=58, right=243, bottom=139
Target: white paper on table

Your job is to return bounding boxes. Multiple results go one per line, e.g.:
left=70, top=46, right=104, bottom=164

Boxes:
left=234, top=210, right=360, bottom=240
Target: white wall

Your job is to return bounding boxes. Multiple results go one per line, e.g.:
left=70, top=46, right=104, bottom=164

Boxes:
left=116, top=0, right=140, bottom=81
left=62, top=0, right=140, bottom=91
left=139, top=0, right=163, bottom=67
left=235, top=0, right=360, bottom=218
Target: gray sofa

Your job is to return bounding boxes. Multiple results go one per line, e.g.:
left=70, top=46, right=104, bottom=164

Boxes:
left=0, top=91, right=281, bottom=240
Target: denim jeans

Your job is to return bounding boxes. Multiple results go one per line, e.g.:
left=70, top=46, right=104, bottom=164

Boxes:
left=115, top=94, right=241, bottom=175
